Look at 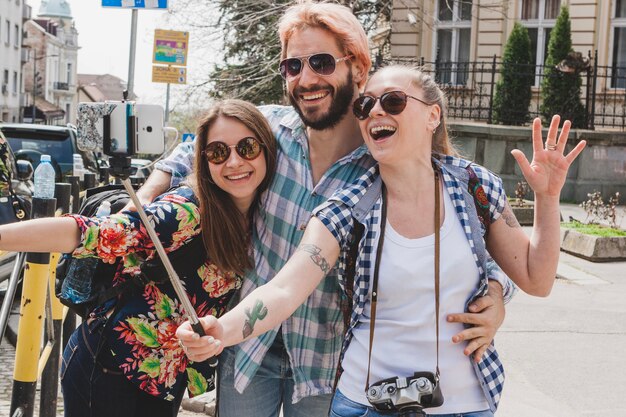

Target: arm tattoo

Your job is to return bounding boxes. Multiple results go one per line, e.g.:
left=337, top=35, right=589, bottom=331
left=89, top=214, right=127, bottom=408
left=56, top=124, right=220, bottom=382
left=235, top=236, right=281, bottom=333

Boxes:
left=501, top=203, right=521, bottom=228
left=297, top=243, right=331, bottom=275
left=242, top=299, right=268, bottom=339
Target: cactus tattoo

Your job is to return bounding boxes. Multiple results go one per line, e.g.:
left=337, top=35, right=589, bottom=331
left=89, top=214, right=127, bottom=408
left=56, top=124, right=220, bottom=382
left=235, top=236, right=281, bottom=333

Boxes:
left=297, top=244, right=331, bottom=275
left=242, top=299, right=268, bottom=339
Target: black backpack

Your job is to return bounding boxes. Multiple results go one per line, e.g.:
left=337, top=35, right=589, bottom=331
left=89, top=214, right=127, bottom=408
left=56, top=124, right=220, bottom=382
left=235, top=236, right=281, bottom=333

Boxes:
left=55, top=184, right=207, bottom=318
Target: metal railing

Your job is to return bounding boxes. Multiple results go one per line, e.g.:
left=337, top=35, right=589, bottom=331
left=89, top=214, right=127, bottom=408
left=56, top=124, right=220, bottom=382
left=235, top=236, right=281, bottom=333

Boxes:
left=389, top=51, right=626, bottom=130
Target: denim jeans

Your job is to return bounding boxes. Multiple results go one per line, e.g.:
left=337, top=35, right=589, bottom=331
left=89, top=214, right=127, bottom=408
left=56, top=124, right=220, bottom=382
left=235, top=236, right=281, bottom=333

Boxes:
left=329, top=389, right=494, bottom=417
left=218, top=333, right=332, bottom=417
left=60, top=321, right=182, bottom=417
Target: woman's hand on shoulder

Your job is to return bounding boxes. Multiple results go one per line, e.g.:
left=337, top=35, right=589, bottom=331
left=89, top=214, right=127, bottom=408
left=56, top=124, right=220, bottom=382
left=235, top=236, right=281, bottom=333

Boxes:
left=511, top=115, right=586, bottom=198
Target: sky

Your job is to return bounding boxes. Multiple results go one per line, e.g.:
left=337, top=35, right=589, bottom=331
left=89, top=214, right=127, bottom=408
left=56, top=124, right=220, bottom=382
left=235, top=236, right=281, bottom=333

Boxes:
left=28, top=0, right=185, bottom=105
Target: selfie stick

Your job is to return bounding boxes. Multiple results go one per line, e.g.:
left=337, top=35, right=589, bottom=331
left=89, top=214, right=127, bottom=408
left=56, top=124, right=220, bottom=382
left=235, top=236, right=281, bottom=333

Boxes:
left=112, top=157, right=217, bottom=367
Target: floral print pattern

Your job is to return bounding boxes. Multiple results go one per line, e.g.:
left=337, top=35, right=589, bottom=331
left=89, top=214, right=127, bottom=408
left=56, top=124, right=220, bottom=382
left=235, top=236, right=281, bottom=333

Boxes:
left=68, top=186, right=242, bottom=401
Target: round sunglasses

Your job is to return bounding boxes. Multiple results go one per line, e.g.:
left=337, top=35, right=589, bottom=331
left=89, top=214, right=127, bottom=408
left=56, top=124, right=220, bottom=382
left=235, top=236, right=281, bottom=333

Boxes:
left=352, top=91, right=432, bottom=120
left=279, top=53, right=352, bottom=80
left=204, top=137, right=263, bottom=165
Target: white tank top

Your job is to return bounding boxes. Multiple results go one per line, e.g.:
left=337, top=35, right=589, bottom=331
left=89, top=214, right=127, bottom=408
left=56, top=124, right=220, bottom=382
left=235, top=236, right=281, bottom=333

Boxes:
left=337, top=189, right=489, bottom=414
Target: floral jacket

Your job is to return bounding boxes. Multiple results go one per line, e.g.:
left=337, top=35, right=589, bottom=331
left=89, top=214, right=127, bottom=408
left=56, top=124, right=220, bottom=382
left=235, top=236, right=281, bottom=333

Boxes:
left=68, top=186, right=242, bottom=401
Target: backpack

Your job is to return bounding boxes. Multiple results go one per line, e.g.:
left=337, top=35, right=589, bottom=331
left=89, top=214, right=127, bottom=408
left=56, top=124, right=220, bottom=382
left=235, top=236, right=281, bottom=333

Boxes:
left=55, top=184, right=207, bottom=319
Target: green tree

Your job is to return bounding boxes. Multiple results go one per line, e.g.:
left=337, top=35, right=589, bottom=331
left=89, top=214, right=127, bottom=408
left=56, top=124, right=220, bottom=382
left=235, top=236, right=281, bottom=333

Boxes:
left=540, top=6, right=586, bottom=128
left=492, top=22, right=533, bottom=125
left=168, top=0, right=391, bottom=105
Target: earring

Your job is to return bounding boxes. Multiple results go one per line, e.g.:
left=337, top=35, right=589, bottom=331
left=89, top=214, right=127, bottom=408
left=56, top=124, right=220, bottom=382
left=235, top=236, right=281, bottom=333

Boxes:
left=433, top=122, right=440, bottom=134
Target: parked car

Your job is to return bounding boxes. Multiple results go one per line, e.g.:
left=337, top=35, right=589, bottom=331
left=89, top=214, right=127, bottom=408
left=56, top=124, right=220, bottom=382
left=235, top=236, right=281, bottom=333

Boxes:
left=0, top=123, right=99, bottom=182
left=0, top=129, right=33, bottom=283
left=130, top=158, right=154, bottom=179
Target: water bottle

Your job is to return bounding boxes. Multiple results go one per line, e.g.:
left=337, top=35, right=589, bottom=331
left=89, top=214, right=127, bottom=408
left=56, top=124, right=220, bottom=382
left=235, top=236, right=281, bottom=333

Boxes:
left=33, top=154, right=56, bottom=199
left=73, top=153, right=85, bottom=181
left=61, top=200, right=112, bottom=305
left=95, top=200, right=111, bottom=217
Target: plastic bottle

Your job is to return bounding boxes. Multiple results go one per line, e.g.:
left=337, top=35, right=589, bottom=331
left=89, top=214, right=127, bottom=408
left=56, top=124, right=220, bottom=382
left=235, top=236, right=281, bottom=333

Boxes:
left=33, top=154, right=56, bottom=199
left=61, top=200, right=111, bottom=305
left=95, top=200, right=111, bottom=217
left=72, top=153, right=85, bottom=181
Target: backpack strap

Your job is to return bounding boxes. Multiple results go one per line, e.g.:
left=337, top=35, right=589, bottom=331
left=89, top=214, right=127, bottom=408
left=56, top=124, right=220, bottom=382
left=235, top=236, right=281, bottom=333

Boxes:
left=465, top=163, right=492, bottom=238
left=333, top=175, right=382, bottom=392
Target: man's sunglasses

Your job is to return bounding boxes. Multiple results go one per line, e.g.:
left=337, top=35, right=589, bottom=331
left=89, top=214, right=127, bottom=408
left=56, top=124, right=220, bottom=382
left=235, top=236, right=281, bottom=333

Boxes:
left=279, top=53, right=352, bottom=80
left=352, top=91, right=432, bottom=120
left=204, top=137, right=263, bottom=165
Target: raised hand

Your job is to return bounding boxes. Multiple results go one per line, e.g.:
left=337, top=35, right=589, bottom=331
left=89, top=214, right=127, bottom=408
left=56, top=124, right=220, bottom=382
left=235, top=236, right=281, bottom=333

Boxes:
left=511, top=115, right=586, bottom=198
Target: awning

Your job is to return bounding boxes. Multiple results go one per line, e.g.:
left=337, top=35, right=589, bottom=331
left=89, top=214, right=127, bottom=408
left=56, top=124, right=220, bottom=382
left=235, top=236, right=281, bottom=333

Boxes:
left=22, top=97, right=65, bottom=121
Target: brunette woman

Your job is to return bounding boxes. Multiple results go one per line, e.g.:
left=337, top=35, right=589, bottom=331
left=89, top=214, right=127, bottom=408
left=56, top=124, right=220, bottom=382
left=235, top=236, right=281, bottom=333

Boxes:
left=0, top=99, right=276, bottom=417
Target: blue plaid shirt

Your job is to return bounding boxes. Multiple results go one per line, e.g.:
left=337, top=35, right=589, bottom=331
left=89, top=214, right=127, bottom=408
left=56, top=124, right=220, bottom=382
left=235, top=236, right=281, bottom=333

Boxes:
left=314, top=156, right=516, bottom=412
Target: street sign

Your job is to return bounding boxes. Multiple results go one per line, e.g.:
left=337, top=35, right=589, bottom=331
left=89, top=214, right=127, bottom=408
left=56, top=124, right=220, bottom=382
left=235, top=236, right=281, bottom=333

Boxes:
left=182, top=133, right=195, bottom=143
left=153, top=29, right=189, bottom=66
left=152, top=66, right=186, bottom=84
left=102, top=0, right=168, bottom=9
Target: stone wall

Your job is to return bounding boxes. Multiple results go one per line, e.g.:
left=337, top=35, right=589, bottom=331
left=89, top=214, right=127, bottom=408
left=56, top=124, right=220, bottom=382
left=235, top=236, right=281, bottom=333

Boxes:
left=448, top=122, right=626, bottom=203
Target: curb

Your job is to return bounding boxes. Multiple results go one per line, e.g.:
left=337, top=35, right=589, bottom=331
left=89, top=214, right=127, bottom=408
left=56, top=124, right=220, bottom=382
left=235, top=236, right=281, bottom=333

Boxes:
left=181, top=396, right=216, bottom=416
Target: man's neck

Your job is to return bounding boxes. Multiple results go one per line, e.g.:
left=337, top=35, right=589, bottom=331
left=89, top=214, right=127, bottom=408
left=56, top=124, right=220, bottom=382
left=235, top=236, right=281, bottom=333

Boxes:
left=306, top=116, right=363, bottom=185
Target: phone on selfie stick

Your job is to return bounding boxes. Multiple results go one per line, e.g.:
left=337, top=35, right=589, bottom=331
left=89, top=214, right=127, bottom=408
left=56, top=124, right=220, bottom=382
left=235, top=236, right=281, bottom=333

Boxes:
left=77, top=93, right=217, bottom=367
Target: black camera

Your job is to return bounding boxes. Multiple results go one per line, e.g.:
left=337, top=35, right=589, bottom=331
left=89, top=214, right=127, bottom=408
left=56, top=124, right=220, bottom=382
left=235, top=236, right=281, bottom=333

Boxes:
left=366, top=372, right=444, bottom=417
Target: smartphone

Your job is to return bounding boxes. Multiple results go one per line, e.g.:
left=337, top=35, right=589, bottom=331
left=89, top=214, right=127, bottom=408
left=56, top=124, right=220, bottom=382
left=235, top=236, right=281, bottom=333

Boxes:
left=104, top=101, right=136, bottom=157
left=136, top=104, right=165, bottom=155
left=77, top=102, right=166, bottom=157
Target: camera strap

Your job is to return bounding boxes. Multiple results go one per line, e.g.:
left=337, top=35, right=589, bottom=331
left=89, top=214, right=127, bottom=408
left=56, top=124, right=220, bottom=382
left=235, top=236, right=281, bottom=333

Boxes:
left=365, top=170, right=441, bottom=392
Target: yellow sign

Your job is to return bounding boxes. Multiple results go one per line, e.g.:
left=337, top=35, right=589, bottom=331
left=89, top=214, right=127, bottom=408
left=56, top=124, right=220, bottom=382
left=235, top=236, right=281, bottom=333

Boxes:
left=152, top=66, right=187, bottom=84
left=153, top=29, right=189, bottom=66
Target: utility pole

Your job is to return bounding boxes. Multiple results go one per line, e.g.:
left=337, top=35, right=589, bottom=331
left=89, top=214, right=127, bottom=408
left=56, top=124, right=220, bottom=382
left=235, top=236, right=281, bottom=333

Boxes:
left=127, top=9, right=138, bottom=98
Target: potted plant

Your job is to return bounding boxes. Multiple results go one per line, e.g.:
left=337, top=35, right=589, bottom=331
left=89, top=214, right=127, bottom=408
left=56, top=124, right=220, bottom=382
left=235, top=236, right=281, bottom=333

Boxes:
left=561, top=192, right=626, bottom=262
left=510, top=181, right=534, bottom=226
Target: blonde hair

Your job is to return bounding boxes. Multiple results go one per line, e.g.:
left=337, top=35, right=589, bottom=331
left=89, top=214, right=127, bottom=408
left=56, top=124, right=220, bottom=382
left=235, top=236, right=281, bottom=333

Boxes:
left=372, top=65, right=459, bottom=156
left=278, top=1, right=371, bottom=88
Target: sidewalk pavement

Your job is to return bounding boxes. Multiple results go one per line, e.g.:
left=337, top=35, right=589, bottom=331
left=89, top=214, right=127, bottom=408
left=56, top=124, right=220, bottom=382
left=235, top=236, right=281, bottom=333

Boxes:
left=0, top=203, right=623, bottom=416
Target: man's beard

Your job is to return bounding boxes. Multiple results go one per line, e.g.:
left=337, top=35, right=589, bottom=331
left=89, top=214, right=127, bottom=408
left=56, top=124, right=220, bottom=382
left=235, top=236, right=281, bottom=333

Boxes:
left=289, top=70, right=355, bottom=131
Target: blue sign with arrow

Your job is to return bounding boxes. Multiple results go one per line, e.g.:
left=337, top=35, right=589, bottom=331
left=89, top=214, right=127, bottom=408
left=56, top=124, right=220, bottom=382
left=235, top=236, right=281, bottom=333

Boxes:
left=102, top=0, right=168, bottom=9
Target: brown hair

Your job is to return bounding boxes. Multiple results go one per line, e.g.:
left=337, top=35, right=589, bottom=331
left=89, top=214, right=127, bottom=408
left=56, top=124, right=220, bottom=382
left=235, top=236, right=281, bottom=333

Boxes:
left=189, top=99, right=277, bottom=275
left=373, top=65, right=459, bottom=156
left=278, top=1, right=371, bottom=88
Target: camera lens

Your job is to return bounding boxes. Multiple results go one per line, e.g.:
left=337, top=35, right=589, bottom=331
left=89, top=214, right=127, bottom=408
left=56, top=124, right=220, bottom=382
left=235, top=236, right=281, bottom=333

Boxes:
left=147, top=126, right=153, bottom=133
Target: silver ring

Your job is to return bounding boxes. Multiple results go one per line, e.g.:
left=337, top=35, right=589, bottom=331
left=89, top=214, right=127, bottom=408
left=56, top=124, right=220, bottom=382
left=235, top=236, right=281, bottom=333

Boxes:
left=545, top=143, right=557, bottom=151
left=178, top=339, right=186, bottom=350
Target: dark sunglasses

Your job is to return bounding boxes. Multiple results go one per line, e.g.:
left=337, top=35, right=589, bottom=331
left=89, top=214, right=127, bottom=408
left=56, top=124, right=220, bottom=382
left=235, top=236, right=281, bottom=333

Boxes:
left=204, top=137, right=263, bottom=165
left=352, top=91, right=432, bottom=120
left=279, top=53, right=352, bottom=80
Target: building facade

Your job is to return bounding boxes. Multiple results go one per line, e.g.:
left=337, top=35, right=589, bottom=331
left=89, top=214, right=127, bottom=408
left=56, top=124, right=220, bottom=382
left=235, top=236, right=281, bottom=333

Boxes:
left=22, top=0, right=78, bottom=124
left=0, top=0, right=30, bottom=122
left=389, top=0, right=626, bottom=129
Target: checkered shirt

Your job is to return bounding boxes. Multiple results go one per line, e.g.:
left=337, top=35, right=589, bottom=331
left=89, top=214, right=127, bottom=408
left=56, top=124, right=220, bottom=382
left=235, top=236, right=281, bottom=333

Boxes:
left=314, top=155, right=516, bottom=412
left=157, top=105, right=376, bottom=402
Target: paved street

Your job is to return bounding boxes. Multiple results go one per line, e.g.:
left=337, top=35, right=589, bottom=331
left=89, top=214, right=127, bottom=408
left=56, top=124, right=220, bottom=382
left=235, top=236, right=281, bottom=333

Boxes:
left=0, top=204, right=624, bottom=416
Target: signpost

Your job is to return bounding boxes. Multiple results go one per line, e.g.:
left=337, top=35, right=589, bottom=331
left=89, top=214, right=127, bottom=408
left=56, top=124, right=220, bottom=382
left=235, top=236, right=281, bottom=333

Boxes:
left=151, top=29, right=189, bottom=123
left=152, top=66, right=186, bottom=84
left=101, top=0, right=169, bottom=98
left=102, top=0, right=168, bottom=8
left=182, top=133, right=195, bottom=143
left=153, top=29, right=189, bottom=66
